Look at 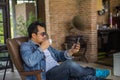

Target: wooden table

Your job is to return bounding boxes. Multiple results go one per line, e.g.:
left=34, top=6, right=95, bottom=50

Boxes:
left=98, top=28, right=120, bottom=54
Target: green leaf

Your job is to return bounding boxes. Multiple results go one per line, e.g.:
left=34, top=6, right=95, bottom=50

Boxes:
left=16, top=12, right=42, bottom=36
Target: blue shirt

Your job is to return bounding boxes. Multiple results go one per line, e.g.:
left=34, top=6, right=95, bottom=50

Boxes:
left=43, top=49, right=59, bottom=72
left=20, top=40, right=72, bottom=80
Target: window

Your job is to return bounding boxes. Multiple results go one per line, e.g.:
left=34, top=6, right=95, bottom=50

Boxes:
left=0, top=0, right=11, bottom=45
left=0, top=0, right=11, bottom=69
left=0, top=7, right=4, bottom=44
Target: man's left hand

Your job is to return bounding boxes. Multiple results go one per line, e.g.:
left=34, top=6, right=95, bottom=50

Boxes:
left=68, top=43, right=80, bottom=56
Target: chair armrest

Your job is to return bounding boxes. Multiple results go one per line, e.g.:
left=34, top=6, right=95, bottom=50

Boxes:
left=20, top=70, right=43, bottom=76
left=20, top=70, right=43, bottom=80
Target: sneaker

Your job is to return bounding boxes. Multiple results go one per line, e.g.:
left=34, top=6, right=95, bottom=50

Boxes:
left=95, top=68, right=110, bottom=78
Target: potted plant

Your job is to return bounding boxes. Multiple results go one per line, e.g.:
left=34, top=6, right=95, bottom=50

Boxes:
left=16, top=12, right=41, bottom=36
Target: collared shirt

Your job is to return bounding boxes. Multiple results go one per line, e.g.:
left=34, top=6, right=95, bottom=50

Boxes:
left=43, top=49, right=59, bottom=72
left=43, top=49, right=73, bottom=72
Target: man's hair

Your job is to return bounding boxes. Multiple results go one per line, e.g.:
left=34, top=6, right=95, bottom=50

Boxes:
left=27, top=21, right=46, bottom=38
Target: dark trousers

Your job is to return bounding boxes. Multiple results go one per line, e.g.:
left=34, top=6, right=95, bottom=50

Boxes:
left=46, top=60, right=104, bottom=80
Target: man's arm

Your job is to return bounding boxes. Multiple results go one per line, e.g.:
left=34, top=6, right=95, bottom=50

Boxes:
left=20, top=42, right=45, bottom=67
left=68, top=43, right=80, bottom=56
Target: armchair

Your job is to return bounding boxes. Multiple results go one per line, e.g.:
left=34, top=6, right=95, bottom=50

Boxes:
left=6, top=37, right=42, bottom=80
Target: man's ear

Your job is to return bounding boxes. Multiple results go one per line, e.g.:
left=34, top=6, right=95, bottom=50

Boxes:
left=32, top=33, right=36, bottom=38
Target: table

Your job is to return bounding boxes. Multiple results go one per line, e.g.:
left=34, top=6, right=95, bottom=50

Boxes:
left=98, top=28, right=120, bottom=54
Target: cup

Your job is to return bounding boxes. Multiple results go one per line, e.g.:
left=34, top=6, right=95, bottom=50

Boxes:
left=48, top=39, right=52, bottom=45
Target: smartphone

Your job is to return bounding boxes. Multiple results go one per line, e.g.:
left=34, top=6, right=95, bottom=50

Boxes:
left=74, top=37, right=80, bottom=49
left=76, top=37, right=80, bottom=43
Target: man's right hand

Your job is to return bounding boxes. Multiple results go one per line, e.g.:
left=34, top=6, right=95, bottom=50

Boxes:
left=40, top=40, right=50, bottom=50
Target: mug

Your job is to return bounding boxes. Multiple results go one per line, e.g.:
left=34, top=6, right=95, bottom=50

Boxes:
left=48, top=39, right=52, bottom=45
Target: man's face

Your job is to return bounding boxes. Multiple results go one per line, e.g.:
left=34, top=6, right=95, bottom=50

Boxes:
left=32, top=25, right=46, bottom=44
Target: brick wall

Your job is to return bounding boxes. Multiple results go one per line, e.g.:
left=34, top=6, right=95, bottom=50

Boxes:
left=44, top=0, right=98, bottom=62
left=47, top=0, right=78, bottom=49
left=69, top=0, right=98, bottom=62
left=43, top=0, right=120, bottom=62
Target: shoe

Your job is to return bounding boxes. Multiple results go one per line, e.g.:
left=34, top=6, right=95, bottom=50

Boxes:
left=95, top=68, right=110, bottom=78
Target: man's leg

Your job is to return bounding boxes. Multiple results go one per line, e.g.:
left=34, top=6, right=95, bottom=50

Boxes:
left=46, top=60, right=99, bottom=80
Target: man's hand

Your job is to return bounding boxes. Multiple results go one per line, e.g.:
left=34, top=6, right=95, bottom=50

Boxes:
left=40, top=39, right=50, bottom=50
left=68, top=43, right=80, bottom=56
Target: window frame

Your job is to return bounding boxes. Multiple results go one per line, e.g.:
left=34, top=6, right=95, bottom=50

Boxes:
left=0, top=0, right=11, bottom=44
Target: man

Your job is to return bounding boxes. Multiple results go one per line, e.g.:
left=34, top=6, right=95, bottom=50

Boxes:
left=20, top=21, right=110, bottom=80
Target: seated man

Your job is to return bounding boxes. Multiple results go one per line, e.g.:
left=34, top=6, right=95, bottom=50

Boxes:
left=20, top=21, right=110, bottom=80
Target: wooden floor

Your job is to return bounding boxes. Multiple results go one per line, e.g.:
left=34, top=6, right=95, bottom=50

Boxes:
left=0, top=61, right=120, bottom=80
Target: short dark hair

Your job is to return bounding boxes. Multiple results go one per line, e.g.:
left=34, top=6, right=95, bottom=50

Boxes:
left=27, top=21, right=46, bottom=38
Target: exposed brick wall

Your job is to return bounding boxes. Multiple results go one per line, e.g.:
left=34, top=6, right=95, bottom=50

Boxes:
left=48, top=0, right=78, bottom=49
left=45, top=0, right=98, bottom=62
left=40, top=0, right=120, bottom=62
left=69, top=0, right=98, bottom=62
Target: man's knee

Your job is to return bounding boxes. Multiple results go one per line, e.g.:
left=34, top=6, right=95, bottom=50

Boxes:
left=64, top=60, right=79, bottom=68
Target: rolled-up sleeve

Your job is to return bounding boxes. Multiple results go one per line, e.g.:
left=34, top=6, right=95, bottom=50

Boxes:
left=64, top=50, right=73, bottom=59
left=20, top=43, right=45, bottom=67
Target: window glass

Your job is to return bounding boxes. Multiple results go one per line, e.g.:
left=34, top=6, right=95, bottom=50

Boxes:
left=0, top=9, right=3, bottom=21
left=0, top=8, right=4, bottom=44
left=0, top=23, right=4, bottom=44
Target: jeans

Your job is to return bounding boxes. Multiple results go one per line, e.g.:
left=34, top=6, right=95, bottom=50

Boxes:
left=46, top=60, right=105, bottom=80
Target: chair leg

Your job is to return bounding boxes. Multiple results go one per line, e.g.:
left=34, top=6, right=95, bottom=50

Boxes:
left=3, top=59, right=9, bottom=80
left=36, top=74, right=41, bottom=80
left=9, top=59, right=14, bottom=72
